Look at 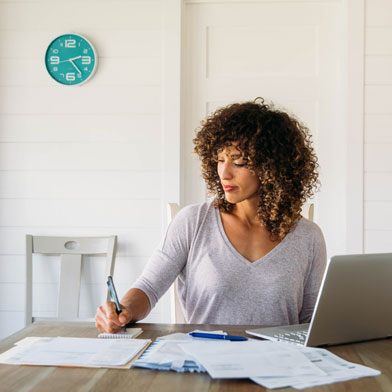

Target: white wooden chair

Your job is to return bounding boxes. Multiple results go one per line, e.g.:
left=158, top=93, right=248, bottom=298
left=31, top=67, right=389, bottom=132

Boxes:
left=25, top=235, right=117, bottom=326
left=167, top=202, right=315, bottom=323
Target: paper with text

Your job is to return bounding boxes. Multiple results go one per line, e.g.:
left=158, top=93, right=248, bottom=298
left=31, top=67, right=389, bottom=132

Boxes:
left=0, top=337, right=151, bottom=368
left=179, top=340, right=326, bottom=378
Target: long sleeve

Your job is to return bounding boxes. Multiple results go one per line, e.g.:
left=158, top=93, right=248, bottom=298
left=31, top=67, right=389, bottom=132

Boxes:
left=131, top=204, right=198, bottom=310
left=299, top=226, right=327, bottom=323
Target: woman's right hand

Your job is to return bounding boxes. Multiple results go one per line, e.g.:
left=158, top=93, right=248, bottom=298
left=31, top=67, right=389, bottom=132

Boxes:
left=95, top=301, right=132, bottom=333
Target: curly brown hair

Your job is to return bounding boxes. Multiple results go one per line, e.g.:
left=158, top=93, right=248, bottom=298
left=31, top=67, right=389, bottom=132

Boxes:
left=193, top=98, right=320, bottom=240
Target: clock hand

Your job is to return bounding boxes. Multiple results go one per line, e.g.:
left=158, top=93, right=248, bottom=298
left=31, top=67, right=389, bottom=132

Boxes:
left=58, top=56, right=82, bottom=64
left=69, top=59, right=82, bottom=74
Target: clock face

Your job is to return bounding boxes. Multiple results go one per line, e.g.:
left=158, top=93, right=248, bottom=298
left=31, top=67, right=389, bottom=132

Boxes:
left=45, top=34, right=97, bottom=85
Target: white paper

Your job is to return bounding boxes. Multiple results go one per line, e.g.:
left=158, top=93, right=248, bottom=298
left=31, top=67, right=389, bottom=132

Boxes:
left=250, top=346, right=381, bottom=389
left=0, top=337, right=151, bottom=367
left=179, top=340, right=326, bottom=379
left=133, top=339, right=205, bottom=372
left=133, top=330, right=229, bottom=373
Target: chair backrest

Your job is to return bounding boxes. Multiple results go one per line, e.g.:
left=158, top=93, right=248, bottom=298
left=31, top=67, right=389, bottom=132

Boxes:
left=167, top=202, right=315, bottom=323
left=25, top=235, right=117, bottom=326
left=301, top=203, right=314, bottom=221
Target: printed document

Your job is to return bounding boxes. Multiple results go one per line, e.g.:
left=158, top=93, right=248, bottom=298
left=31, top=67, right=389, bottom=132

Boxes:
left=133, top=332, right=380, bottom=389
left=250, top=346, right=381, bottom=389
left=0, top=337, right=151, bottom=368
left=179, top=340, right=326, bottom=378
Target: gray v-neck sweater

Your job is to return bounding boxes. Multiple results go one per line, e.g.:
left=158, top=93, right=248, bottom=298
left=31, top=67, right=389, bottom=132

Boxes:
left=132, top=201, right=327, bottom=326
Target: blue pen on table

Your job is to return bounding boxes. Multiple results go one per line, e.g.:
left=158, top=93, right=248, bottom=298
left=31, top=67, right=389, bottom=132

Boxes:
left=189, top=332, right=248, bottom=341
left=106, top=275, right=127, bottom=332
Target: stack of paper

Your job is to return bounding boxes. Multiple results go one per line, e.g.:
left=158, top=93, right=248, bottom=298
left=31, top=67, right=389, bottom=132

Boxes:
left=180, top=340, right=326, bottom=378
left=179, top=340, right=380, bottom=389
left=133, top=339, right=205, bottom=373
left=133, top=330, right=226, bottom=373
left=250, top=345, right=381, bottom=390
left=4, top=332, right=379, bottom=388
left=134, top=333, right=380, bottom=389
left=0, top=336, right=151, bottom=369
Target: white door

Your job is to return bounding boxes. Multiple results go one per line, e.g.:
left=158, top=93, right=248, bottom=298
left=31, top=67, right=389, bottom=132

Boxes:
left=182, top=0, right=346, bottom=257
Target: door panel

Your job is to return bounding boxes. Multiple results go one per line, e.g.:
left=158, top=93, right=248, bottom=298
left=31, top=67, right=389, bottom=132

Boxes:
left=183, top=0, right=345, bottom=256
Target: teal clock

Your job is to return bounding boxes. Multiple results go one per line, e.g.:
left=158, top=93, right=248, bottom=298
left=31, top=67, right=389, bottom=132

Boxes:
left=45, top=33, right=97, bottom=85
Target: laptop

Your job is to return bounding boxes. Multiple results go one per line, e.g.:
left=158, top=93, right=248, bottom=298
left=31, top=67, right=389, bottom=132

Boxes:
left=246, top=253, right=392, bottom=346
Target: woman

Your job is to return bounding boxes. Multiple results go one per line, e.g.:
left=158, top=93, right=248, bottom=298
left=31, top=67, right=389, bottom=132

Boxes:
left=95, top=98, right=326, bottom=333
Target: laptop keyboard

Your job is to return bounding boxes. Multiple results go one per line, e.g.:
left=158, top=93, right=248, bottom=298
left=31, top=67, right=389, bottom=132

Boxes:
left=273, top=330, right=308, bottom=344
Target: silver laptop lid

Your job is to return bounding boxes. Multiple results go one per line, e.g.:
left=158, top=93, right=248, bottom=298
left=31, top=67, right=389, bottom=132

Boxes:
left=306, top=253, right=392, bottom=346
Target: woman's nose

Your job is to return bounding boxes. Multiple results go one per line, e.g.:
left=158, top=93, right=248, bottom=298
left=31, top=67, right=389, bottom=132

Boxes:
left=219, top=162, right=233, bottom=179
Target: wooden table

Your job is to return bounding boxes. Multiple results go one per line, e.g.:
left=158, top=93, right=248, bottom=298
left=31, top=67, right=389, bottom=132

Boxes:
left=0, top=321, right=391, bottom=392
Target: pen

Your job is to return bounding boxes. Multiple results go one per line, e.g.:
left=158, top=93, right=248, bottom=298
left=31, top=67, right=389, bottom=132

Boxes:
left=106, top=275, right=127, bottom=332
left=189, top=332, right=248, bottom=341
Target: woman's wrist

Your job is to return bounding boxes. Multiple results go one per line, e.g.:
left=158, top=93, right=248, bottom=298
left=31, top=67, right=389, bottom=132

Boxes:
left=120, top=288, right=150, bottom=322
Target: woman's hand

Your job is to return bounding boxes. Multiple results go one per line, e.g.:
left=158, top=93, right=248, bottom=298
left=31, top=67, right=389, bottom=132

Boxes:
left=95, top=301, right=132, bottom=333
left=95, top=288, right=151, bottom=332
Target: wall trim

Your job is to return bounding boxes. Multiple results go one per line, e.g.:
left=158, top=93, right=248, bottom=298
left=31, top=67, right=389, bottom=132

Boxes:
left=346, top=0, right=365, bottom=253
left=161, top=0, right=182, bottom=230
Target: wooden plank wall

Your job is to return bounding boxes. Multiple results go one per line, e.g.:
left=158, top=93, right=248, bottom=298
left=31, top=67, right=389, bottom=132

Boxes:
left=364, top=0, right=392, bottom=252
left=0, top=0, right=171, bottom=339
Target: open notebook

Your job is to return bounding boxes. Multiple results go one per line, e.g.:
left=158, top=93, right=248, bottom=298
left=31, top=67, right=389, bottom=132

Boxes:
left=98, top=327, right=143, bottom=339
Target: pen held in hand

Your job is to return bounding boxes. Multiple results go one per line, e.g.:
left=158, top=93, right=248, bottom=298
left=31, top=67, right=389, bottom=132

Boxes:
left=107, top=275, right=127, bottom=332
left=189, top=332, right=248, bottom=341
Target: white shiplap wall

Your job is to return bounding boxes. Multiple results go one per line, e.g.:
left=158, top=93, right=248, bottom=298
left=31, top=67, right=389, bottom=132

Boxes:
left=0, top=0, right=176, bottom=339
left=364, top=0, right=392, bottom=253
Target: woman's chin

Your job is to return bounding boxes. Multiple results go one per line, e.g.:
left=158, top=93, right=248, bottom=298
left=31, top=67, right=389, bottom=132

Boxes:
left=224, top=195, right=240, bottom=204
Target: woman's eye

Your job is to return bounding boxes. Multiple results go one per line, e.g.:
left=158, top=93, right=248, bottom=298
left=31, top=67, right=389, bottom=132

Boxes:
left=234, top=162, right=247, bottom=167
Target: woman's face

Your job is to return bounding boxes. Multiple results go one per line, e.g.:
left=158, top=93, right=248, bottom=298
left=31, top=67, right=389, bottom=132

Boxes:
left=217, top=144, right=260, bottom=205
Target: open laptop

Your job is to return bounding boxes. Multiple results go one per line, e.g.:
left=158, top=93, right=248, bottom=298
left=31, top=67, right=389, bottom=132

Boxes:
left=246, top=253, right=392, bottom=346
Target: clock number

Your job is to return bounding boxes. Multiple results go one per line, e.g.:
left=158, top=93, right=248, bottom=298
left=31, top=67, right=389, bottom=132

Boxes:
left=66, top=72, right=76, bottom=81
left=50, top=56, right=60, bottom=64
left=65, top=39, right=76, bottom=48
left=81, top=56, right=91, bottom=65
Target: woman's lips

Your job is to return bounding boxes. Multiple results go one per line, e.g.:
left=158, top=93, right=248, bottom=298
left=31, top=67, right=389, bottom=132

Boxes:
left=223, top=185, right=238, bottom=192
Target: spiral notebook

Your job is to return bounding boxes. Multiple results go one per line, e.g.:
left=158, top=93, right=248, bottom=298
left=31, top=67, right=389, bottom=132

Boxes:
left=98, top=327, right=143, bottom=339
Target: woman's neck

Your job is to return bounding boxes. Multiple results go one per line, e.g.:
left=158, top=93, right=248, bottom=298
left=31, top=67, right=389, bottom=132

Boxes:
left=231, top=199, right=260, bottom=228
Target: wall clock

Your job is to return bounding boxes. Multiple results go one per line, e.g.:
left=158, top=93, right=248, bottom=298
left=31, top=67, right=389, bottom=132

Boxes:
left=45, top=33, right=97, bottom=86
